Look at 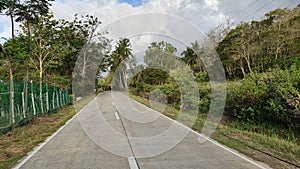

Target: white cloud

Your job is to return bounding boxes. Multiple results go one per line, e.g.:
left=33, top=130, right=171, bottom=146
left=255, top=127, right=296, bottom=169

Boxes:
left=1, top=0, right=298, bottom=47
left=0, top=16, right=12, bottom=43
left=205, top=0, right=219, bottom=11
left=47, top=0, right=299, bottom=61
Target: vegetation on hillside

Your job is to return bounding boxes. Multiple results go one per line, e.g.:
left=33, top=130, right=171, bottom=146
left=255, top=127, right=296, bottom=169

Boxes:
left=117, top=5, right=300, bottom=136
left=0, top=1, right=299, bottom=168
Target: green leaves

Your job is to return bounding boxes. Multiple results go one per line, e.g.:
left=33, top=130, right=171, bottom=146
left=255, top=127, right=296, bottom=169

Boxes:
left=106, top=38, right=132, bottom=72
left=143, top=41, right=178, bottom=71
left=217, top=5, right=300, bottom=79
left=225, top=67, right=300, bottom=128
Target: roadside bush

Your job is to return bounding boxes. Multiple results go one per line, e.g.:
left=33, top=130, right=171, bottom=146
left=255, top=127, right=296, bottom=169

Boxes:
left=225, top=66, right=300, bottom=130
left=157, top=84, right=180, bottom=106
left=198, top=82, right=211, bottom=114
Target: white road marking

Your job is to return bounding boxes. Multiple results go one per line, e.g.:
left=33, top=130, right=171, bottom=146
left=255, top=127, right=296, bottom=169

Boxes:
left=122, top=93, right=269, bottom=169
left=156, top=112, right=268, bottom=168
left=110, top=93, right=115, bottom=106
left=13, top=98, right=97, bottom=169
left=128, top=156, right=139, bottom=169
left=115, top=112, right=120, bottom=120
left=14, top=114, right=78, bottom=169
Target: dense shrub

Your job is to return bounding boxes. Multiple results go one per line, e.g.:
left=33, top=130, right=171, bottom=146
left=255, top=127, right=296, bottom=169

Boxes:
left=225, top=66, right=300, bottom=129
left=198, top=83, right=211, bottom=114
left=130, top=66, right=300, bottom=131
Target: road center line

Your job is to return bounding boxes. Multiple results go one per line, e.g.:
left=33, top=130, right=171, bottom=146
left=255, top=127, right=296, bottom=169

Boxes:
left=115, top=112, right=120, bottom=120
left=128, top=156, right=139, bottom=169
left=122, top=93, right=268, bottom=169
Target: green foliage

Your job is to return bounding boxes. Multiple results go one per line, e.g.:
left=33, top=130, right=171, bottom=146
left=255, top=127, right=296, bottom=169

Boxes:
left=195, top=71, right=207, bottom=83
left=144, top=41, right=178, bottom=71
left=0, top=12, right=108, bottom=90
left=0, top=80, right=71, bottom=133
left=217, top=6, right=300, bottom=79
left=181, top=41, right=206, bottom=74
left=100, top=38, right=133, bottom=91
left=226, top=66, right=300, bottom=130
left=198, top=82, right=211, bottom=114
left=14, top=0, right=54, bottom=24
left=157, top=83, right=181, bottom=108
left=130, top=68, right=204, bottom=111
left=132, top=68, right=168, bottom=86
left=97, top=79, right=110, bottom=92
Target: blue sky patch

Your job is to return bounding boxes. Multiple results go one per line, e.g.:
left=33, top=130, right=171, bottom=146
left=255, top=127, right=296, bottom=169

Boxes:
left=118, top=0, right=142, bottom=7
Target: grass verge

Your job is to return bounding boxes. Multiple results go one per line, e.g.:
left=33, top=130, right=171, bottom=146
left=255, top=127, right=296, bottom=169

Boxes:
left=0, top=94, right=95, bottom=169
left=129, top=94, right=300, bottom=169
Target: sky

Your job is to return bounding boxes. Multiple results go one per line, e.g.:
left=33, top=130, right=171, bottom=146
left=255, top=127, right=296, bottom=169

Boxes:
left=119, top=0, right=143, bottom=7
left=0, top=0, right=299, bottom=53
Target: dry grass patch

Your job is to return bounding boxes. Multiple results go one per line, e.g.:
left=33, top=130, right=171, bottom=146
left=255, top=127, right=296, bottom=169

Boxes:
left=0, top=94, right=96, bottom=169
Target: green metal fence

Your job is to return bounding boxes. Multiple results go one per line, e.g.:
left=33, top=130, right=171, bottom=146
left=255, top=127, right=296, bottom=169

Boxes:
left=0, top=80, right=71, bottom=133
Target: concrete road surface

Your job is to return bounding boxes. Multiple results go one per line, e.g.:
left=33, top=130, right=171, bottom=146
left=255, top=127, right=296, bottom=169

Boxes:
left=15, top=91, right=270, bottom=169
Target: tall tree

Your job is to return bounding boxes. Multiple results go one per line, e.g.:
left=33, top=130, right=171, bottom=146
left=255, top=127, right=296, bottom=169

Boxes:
left=28, top=15, right=65, bottom=114
left=0, top=0, right=18, bottom=125
left=0, top=0, right=18, bottom=40
left=217, top=23, right=256, bottom=78
left=15, top=0, right=54, bottom=113
left=206, top=21, right=232, bottom=48
left=217, top=5, right=300, bottom=79
left=0, top=43, right=14, bottom=124
left=15, top=0, right=54, bottom=53
left=144, top=41, right=178, bottom=70
left=71, top=15, right=111, bottom=96
left=108, top=38, right=132, bottom=90
left=2, top=35, right=27, bottom=81
left=141, top=41, right=179, bottom=86
left=181, top=41, right=206, bottom=74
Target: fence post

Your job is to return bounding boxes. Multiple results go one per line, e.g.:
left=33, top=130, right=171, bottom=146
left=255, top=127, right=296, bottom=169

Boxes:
left=62, top=91, right=65, bottom=105
left=31, top=81, right=36, bottom=116
left=56, top=87, right=59, bottom=108
left=17, top=105, right=21, bottom=119
left=59, top=91, right=62, bottom=106
left=10, top=77, right=15, bottom=125
left=40, top=82, right=44, bottom=115
left=24, top=79, right=28, bottom=119
left=52, top=88, right=55, bottom=109
left=46, top=84, right=49, bottom=112
left=22, top=92, right=26, bottom=118
left=65, top=88, right=69, bottom=105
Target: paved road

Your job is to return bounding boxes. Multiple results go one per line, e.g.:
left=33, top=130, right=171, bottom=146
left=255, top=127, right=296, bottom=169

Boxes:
left=16, top=92, right=270, bottom=169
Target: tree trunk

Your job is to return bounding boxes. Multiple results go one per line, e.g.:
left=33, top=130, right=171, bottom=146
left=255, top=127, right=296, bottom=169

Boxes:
left=82, top=50, right=87, bottom=79
left=8, top=1, right=16, bottom=125
left=9, top=58, right=14, bottom=125
left=114, top=63, right=127, bottom=91
left=24, top=66, right=28, bottom=116
left=39, top=56, right=44, bottom=114
left=9, top=12, right=15, bottom=40
left=245, top=57, right=253, bottom=74
left=122, top=70, right=127, bottom=90
left=24, top=19, right=31, bottom=116
left=239, top=60, right=246, bottom=78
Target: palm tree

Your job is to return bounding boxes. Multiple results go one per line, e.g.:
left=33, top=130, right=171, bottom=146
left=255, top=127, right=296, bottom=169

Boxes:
left=110, top=38, right=132, bottom=69
left=109, top=38, right=132, bottom=90
left=181, top=41, right=205, bottom=73
left=181, top=47, right=197, bottom=66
